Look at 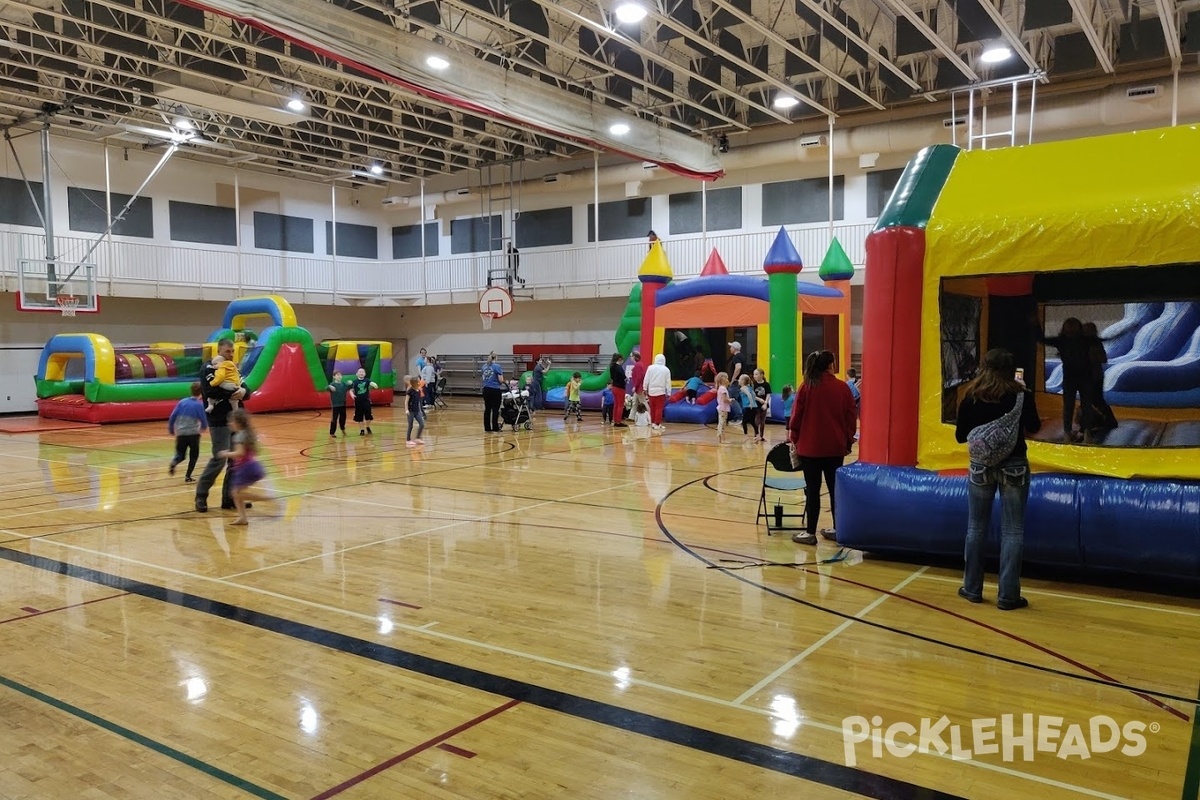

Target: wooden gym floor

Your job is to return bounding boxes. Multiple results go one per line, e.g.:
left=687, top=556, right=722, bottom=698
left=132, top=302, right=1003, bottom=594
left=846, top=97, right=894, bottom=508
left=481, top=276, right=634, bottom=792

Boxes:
left=0, top=403, right=1197, bottom=800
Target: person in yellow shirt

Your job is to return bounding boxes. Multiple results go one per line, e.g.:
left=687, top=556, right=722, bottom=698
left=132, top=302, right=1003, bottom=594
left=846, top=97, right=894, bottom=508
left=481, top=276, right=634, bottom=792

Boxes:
left=563, top=372, right=583, bottom=422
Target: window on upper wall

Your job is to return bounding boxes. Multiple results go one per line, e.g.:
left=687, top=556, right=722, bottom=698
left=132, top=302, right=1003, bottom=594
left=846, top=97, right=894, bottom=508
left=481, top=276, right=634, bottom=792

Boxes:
left=391, top=222, right=439, bottom=259
left=253, top=212, right=314, bottom=253
left=940, top=265, right=1200, bottom=448
left=325, top=221, right=379, bottom=259
left=866, top=168, right=905, bottom=218
left=0, top=177, right=45, bottom=227
left=169, top=201, right=237, bottom=246
left=451, top=215, right=502, bottom=254
left=586, top=198, right=651, bottom=242
left=515, top=207, right=573, bottom=248
left=761, top=176, right=844, bottom=226
left=69, top=187, right=154, bottom=238
left=668, top=186, right=742, bottom=235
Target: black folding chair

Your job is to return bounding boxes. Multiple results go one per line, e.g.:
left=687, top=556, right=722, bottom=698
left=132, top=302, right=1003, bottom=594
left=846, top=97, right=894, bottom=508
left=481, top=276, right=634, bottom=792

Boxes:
left=756, top=443, right=807, bottom=534
left=434, top=375, right=449, bottom=409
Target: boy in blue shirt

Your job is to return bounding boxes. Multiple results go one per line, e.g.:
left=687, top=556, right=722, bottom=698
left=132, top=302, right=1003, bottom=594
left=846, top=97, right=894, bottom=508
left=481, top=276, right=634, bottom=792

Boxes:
left=168, top=382, right=209, bottom=482
left=601, top=381, right=615, bottom=424
left=684, top=371, right=707, bottom=404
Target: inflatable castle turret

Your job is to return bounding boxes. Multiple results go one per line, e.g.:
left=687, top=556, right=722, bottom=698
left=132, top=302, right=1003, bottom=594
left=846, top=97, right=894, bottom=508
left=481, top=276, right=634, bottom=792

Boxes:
left=819, top=237, right=855, bottom=379
left=638, top=242, right=674, bottom=361
left=763, top=228, right=804, bottom=386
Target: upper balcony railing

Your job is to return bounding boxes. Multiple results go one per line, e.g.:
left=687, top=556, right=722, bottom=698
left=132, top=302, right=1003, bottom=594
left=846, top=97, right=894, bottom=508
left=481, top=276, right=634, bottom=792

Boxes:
left=0, top=220, right=871, bottom=306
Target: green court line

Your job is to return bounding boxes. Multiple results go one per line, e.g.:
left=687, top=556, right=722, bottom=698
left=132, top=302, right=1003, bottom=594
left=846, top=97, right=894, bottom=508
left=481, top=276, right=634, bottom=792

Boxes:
left=1183, top=689, right=1200, bottom=800
left=0, top=673, right=286, bottom=799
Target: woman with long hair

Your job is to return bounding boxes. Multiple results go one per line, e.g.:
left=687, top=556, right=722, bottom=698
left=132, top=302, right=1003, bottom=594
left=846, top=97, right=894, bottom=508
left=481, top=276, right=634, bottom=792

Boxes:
left=786, top=350, right=858, bottom=546
left=954, top=348, right=1042, bottom=610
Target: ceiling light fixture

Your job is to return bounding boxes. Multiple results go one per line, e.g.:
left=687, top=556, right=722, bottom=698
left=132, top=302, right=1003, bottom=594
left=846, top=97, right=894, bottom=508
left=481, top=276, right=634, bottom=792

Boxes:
left=980, top=46, right=1012, bottom=64
left=286, top=97, right=307, bottom=112
left=369, top=164, right=384, bottom=176
left=426, top=55, right=450, bottom=71
left=173, top=116, right=195, bottom=131
left=614, top=2, right=648, bottom=24
left=609, top=122, right=631, bottom=136
left=772, top=94, right=800, bottom=110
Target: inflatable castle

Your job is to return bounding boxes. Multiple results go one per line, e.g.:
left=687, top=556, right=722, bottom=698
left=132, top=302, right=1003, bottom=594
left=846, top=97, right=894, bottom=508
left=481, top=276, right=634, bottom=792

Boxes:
left=838, top=125, right=1200, bottom=582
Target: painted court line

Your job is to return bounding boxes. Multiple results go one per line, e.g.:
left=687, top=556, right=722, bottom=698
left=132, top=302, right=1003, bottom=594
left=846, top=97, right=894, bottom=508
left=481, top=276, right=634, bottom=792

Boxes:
left=309, top=700, right=520, bottom=799
left=732, top=567, right=928, bottom=705
left=0, top=531, right=1141, bottom=800
left=0, top=593, right=128, bottom=625
left=1, top=545, right=1134, bottom=800
left=222, top=480, right=640, bottom=579
left=916, top=572, right=1200, bottom=618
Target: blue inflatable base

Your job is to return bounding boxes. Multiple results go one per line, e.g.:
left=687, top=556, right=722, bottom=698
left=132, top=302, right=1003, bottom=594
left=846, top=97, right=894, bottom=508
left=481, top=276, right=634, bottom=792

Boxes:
left=836, top=463, right=1200, bottom=581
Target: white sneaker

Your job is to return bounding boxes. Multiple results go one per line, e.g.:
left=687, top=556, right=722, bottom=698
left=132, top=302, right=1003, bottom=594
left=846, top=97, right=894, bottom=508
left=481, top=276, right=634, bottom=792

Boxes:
left=406, top=441, right=416, bottom=448
left=415, top=439, right=424, bottom=445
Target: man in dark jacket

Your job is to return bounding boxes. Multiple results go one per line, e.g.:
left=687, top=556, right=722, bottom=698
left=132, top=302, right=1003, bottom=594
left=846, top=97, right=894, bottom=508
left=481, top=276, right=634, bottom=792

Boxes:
left=194, top=337, right=247, bottom=513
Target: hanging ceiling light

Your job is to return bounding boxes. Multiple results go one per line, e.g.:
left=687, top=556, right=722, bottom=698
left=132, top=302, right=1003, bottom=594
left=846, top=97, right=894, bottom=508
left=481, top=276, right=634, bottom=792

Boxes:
left=426, top=55, right=450, bottom=70
left=772, top=94, right=800, bottom=110
left=369, top=163, right=384, bottom=175
left=286, top=96, right=307, bottom=112
left=172, top=116, right=195, bottom=131
left=981, top=45, right=1012, bottom=63
left=614, top=2, right=648, bottom=24
left=609, top=122, right=631, bottom=136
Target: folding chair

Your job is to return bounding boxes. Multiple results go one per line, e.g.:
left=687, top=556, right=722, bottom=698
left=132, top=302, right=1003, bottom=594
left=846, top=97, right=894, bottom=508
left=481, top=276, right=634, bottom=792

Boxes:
left=434, top=375, right=449, bottom=409
left=756, top=442, right=807, bottom=534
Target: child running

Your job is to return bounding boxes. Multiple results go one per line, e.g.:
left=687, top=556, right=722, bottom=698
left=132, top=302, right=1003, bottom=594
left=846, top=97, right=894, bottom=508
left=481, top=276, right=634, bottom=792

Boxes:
left=715, top=372, right=731, bottom=444
left=405, top=375, right=426, bottom=447
left=167, top=381, right=208, bottom=482
left=327, top=370, right=350, bottom=437
left=564, top=372, right=583, bottom=421
left=738, top=374, right=758, bottom=438
left=349, top=368, right=379, bottom=435
left=206, top=354, right=246, bottom=412
left=219, top=408, right=265, bottom=525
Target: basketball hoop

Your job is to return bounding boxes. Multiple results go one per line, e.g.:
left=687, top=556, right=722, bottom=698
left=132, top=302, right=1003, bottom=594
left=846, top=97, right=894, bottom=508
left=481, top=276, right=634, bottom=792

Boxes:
left=480, top=312, right=494, bottom=330
left=56, top=295, right=79, bottom=317
left=478, top=286, right=514, bottom=330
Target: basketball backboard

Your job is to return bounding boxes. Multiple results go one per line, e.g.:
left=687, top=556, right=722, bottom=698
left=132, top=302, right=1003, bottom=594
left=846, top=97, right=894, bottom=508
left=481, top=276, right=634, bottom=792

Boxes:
left=17, top=259, right=99, bottom=314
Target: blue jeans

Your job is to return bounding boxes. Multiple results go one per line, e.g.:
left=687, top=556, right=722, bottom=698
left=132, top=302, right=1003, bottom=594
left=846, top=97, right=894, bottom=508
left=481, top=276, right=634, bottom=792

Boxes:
left=406, top=409, right=425, bottom=440
left=963, top=456, right=1030, bottom=604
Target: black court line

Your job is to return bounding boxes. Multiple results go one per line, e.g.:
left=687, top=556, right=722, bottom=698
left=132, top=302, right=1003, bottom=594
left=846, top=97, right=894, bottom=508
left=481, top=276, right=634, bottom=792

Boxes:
left=656, top=470, right=1199, bottom=711
left=0, top=545, right=963, bottom=800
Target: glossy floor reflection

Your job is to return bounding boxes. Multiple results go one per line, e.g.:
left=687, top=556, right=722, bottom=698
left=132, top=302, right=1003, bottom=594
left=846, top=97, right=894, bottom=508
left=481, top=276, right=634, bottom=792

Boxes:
left=0, top=404, right=1197, bottom=799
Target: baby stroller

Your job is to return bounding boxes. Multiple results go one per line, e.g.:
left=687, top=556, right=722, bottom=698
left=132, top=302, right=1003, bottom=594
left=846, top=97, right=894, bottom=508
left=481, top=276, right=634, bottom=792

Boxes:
left=501, top=386, right=533, bottom=431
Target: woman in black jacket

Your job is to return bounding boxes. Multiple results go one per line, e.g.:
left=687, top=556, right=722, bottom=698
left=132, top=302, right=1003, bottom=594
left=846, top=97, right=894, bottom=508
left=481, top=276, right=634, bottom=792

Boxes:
left=608, top=353, right=629, bottom=428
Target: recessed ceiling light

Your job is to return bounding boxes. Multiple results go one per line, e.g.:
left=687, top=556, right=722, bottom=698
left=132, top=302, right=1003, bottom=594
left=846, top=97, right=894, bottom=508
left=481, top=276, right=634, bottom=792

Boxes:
left=772, top=94, right=800, bottom=110
left=369, top=164, right=384, bottom=175
left=609, top=122, right=631, bottom=136
left=173, top=116, right=195, bottom=131
left=614, top=2, right=648, bottom=24
left=981, top=46, right=1012, bottom=63
left=426, top=55, right=450, bottom=70
left=286, top=97, right=307, bottom=112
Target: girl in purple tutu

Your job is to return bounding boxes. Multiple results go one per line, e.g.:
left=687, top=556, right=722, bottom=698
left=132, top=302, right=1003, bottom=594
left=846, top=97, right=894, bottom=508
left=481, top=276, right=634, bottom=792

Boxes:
left=220, top=409, right=265, bottom=525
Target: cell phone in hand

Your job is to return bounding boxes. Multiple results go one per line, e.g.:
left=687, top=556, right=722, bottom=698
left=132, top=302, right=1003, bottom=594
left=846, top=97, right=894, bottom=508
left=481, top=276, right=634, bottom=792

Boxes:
left=1015, top=367, right=1025, bottom=385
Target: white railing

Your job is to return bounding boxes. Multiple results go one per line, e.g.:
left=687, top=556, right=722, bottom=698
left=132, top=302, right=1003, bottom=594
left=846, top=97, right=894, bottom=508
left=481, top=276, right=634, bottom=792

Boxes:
left=1, top=220, right=872, bottom=306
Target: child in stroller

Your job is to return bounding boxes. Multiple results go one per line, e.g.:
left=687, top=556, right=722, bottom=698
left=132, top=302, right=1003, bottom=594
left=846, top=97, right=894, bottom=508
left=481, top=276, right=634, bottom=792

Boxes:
left=501, top=379, right=533, bottom=431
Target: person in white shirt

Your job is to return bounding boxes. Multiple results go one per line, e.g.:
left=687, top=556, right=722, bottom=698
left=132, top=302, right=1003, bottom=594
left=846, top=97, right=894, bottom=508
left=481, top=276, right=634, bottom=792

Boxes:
left=642, top=353, right=673, bottom=430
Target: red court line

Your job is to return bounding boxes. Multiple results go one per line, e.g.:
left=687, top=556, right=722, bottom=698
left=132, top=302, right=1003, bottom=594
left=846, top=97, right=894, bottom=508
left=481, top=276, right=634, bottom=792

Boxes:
left=378, top=598, right=422, bottom=610
left=0, top=593, right=129, bottom=625
left=310, top=699, right=520, bottom=799
left=436, top=743, right=477, bottom=759
left=19, top=606, right=40, bottom=614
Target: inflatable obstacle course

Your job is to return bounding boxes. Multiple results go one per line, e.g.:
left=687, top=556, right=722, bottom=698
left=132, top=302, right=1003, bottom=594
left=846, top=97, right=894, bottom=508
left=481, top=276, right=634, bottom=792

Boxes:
left=35, top=295, right=394, bottom=423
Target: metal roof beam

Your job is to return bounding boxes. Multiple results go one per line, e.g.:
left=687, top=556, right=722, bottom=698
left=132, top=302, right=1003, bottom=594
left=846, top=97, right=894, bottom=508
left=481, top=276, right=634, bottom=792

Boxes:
left=1064, top=0, right=1116, bottom=73
left=793, top=0, right=923, bottom=92
left=875, top=0, right=979, bottom=82
left=1153, top=0, right=1183, bottom=63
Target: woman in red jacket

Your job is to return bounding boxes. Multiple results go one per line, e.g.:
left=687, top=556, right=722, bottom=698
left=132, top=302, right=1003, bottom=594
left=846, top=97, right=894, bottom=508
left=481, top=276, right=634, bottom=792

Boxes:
left=787, top=350, right=859, bottom=545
